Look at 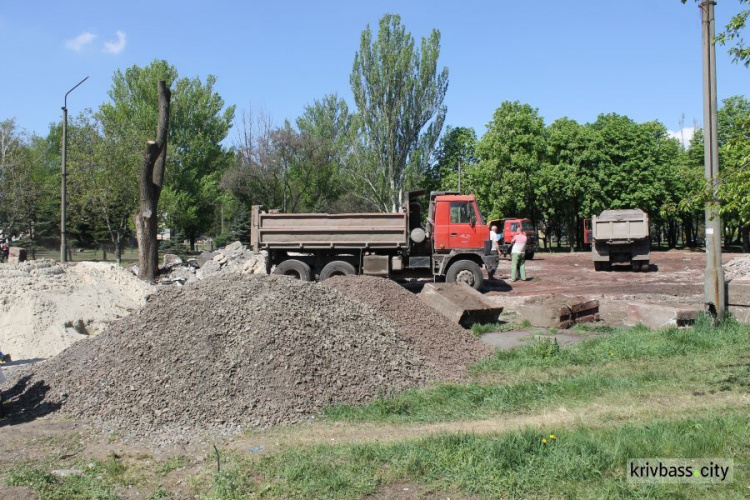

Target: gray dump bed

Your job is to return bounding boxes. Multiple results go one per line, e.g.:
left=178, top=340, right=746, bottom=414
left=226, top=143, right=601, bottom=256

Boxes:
left=252, top=210, right=408, bottom=251
left=592, top=209, right=649, bottom=241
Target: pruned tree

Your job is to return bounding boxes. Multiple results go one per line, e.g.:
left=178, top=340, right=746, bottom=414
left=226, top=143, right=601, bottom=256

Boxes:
left=135, top=81, right=171, bottom=281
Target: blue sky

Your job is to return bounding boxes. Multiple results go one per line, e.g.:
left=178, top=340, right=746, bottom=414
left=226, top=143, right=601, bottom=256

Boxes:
left=1, top=1, right=747, bottom=145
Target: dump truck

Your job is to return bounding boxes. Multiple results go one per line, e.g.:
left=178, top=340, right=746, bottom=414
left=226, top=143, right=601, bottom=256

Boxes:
left=487, top=217, right=538, bottom=259
left=251, top=190, right=499, bottom=290
left=591, top=209, right=650, bottom=271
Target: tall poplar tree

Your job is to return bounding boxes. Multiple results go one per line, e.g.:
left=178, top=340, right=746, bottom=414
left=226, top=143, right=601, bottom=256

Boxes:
left=350, top=14, right=448, bottom=212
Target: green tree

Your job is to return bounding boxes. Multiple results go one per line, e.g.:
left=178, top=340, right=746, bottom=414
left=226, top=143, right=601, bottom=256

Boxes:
left=472, top=101, right=547, bottom=222
left=161, top=75, right=235, bottom=249
left=99, top=60, right=234, bottom=251
left=432, top=126, right=477, bottom=193
left=715, top=95, right=750, bottom=247
left=539, top=118, right=602, bottom=249
left=0, top=119, right=57, bottom=252
left=350, top=14, right=448, bottom=212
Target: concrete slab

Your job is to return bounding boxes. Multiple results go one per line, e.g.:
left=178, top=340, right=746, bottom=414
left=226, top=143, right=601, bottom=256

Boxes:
left=624, top=302, right=700, bottom=328
left=516, top=295, right=599, bottom=329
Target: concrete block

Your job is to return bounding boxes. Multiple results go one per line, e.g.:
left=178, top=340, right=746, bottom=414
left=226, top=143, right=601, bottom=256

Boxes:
left=728, top=305, right=750, bottom=325
left=517, top=295, right=599, bottom=329
left=624, top=302, right=700, bottom=328
left=8, top=246, right=26, bottom=263
left=726, top=279, right=750, bottom=307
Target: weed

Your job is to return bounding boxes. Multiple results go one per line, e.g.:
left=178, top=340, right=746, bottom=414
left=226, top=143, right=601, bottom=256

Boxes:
left=470, top=322, right=514, bottom=336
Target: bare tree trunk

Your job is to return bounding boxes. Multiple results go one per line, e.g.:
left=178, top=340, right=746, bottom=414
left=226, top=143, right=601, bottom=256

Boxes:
left=135, top=81, right=171, bottom=281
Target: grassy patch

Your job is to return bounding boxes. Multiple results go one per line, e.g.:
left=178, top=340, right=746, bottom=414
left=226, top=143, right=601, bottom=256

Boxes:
left=324, top=371, right=663, bottom=423
left=210, top=412, right=749, bottom=499
left=470, top=321, right=515, bottom=336
left=473, top=314, right=750, bottom=374
left=324, top=314, right=750, bottom=424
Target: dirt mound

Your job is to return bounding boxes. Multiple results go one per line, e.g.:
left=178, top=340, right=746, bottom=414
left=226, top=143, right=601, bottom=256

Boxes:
left=323, top=276, right=495, bottom=379
left=0, top=260, right=154, bottom=359
left=6, top=274, right=435, bottom=437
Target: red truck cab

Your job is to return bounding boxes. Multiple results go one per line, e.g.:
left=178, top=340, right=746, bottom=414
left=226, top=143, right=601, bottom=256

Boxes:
left=487, top=217, right=537, bottom=259
left=431, top=194, right=489, bottom=251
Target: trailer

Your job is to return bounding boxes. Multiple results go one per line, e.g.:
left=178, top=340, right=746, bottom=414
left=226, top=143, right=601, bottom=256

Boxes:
left=251, top=191, right=499, bottom=290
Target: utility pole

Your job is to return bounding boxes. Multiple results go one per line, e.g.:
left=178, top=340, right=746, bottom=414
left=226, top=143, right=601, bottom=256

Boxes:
left=700, top=1, right=725, bottom=318
left=61, top=76, right=89, bottom=262
left=458, top=159, right=462, bottom=193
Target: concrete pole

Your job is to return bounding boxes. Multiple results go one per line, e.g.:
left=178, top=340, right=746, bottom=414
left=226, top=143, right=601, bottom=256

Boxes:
left=60, top=76, right=88, bottom=263
left=700, top=1, right=725, bottom=318
left=61, top=105, right=68, bottom=262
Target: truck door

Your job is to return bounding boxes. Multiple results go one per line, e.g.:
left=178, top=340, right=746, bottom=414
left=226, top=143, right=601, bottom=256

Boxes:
left=444, top=201, right=480, bottom=250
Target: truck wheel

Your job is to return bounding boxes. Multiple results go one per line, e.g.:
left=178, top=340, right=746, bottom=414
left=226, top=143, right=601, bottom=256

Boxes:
left=446, top=260, right=484, bottom=290
left=526, top=251, right=535, bottom=260
left=594, top=261, right=602, bottom=272
left=320, top=260, right=357, bottom=280
left=273, top=259, right=312, bottom=281
left=641, top=262, right=650, bottom=272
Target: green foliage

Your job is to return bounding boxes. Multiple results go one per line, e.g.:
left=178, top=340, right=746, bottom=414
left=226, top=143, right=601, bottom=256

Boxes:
left=350, top=14, right=448, bottom=212
left=472, top=101, right=547, bottom=222
left=99, top=60, right=234, bottom=249
left=431, top=126, right=478, bottom=192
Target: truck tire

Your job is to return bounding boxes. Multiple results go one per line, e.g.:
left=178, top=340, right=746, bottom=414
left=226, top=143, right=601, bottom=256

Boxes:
left=273, top=259, right=312, bottom=281
left=526, top=251, right=535, bottom=260
left=446, top=260, right=484, bottom=290
left=319, top=260, right=357, bottom=280
left=594, top=261, right=602, bottom=272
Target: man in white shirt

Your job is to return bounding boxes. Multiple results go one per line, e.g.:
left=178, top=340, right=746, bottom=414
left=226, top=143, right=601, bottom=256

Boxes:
left=489, top=225, right=501, bottom=254
left=510, top=228, right=528, bottom=282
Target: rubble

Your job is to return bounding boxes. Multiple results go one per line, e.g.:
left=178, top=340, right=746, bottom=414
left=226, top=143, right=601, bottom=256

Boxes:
left=5, top=274, right=436, bottom=438
left=156, top=241, right=267, bottom=285
left=723, top=254, right=750, bottom=281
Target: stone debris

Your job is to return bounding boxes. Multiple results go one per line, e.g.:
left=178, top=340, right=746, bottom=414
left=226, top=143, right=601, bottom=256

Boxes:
left=156, top=241, right=267, bottom=285
left=6, top=274, right=436, bottom=438
left=723, top=254, right=750, bottom=281
left=323, top=276, right=495, bottom=380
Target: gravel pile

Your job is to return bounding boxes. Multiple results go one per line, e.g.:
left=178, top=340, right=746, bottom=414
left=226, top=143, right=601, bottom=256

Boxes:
left=323, top=276, right=495, bottom=379
left=6, top=274, right=435, bottom=437
left=723, top=254, right=750, bottom=281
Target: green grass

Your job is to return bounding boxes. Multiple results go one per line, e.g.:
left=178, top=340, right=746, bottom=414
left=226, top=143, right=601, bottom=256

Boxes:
left=204, top=412, right=749, bottom=499
left=323, top=371, right=665, bottom=424
left=473, top=314, right=749, bottom=374
left=323, top=314, right=750, bottom=424
left=470, top=321, right=516, bottom=336
left=4, top=454, right=173, bottom=500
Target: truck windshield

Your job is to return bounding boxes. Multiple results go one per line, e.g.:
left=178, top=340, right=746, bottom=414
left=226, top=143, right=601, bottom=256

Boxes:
left=522, top=221, right=534, bottom=232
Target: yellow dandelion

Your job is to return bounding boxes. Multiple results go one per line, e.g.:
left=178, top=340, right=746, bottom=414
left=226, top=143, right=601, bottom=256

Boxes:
left=609, top=351, right=614, bottom=356
left=542, top=438, right=548, bottom=444
left=549, top=434, right=556, bottom=440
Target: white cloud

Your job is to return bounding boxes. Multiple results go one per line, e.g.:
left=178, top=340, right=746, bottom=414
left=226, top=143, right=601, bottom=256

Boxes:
left=668, top=127, right=696, bottom=148
left=65, top=32, right=97, bottom=52
left=103, top=30, right=127, bottom=54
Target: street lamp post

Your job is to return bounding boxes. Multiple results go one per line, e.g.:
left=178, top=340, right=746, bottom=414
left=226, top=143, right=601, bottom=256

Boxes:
left=61, top=76, right=89, bottom=263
